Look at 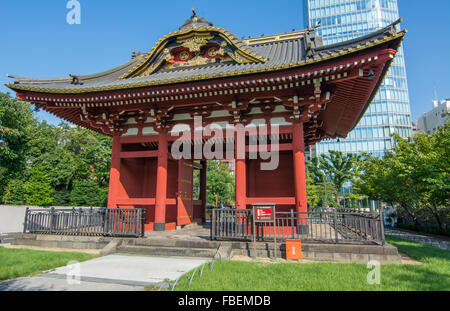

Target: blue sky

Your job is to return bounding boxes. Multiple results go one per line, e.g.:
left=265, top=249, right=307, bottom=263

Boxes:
left=0, top=0, right=449, bottom=125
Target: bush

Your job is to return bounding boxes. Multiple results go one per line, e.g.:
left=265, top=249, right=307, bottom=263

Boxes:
left=2, top=179, right=25, bottom=204
left=52, top=189, right=72, bottom=206
left=70, top=179, right=100, bottom=207
left=24, top=166, right=54, bottom=206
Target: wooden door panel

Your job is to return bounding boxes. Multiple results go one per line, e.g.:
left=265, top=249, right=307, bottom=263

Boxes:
left=177, top=159, right=193, bottom=226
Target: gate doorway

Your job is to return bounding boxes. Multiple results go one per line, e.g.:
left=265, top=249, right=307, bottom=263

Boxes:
left=192, top=160, right=236, bottom=224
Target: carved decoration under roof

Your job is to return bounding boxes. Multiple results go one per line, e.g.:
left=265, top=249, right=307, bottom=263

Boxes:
left=120, top=13, right=267, bottom=79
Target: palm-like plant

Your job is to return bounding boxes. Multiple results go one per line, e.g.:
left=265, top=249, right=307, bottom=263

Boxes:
left=307, top=151, right=360, bottom=207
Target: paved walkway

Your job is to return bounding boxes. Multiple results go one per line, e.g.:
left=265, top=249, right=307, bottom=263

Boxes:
left=0, top=254, right=208, bottom=291
left=0, top=276, right=144, bottom=291
left=143, top=224, right=211, bottom=241
left=385, top=227, right=450, bottom=250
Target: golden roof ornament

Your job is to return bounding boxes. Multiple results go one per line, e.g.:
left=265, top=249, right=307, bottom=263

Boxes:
left=180, top=9, right=213, bottom=30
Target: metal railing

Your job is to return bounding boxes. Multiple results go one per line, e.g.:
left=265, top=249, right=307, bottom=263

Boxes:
left=23, top=207, right=146, bottom=237
left=210, top=208, right=252, bottom=241
left=211, top=208, right=385, bottom=244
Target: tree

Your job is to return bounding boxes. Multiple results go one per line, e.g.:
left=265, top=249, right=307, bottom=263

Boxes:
left=25, top=121, right=112, bottom=207
left=0, top=93, right=35, bottom=201
left=353, top=154, right=419, bottom=223
left=52, top=189, right=72, bottom=206
left=319, top=151, right=360, bottom=205
left=306, top=151, right=360, bottom=207
left=26, top=123, right=111, bottom=191
left=70, top=180, right=101, bottom=207
left=389, top=126, right=449, bottom=230
left=24, top=166, right=54, bottom=206
left=3, top=179, right=26, bottom=205
left=204, top=161, right=235, bottom=206
left=306, top=171, right=320, bottom=208
left=354, top=125, right=450, bottom=232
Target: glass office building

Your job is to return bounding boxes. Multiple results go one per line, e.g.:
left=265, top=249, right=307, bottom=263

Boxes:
left=303, top=0, right=412, bottom=158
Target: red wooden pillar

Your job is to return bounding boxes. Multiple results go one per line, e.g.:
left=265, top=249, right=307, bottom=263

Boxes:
left=199, top=160, right=207, bottom=222
left=154, top=131, right=168, bottom=231
left=235, top=133, right=246, bottom=210
left=292, top=122, right=309, bottom=234
left=107, top=134, right=121, bottom=209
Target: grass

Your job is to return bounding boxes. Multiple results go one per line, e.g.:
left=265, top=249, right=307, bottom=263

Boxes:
left=173, top=236, right=450, bottom=291
left=0, top=246, right=98, bottom=281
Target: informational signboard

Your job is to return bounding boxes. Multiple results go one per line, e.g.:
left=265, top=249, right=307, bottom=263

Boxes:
left=255, top=207, right=273, bottom=221
left=252, top=203, right=277, bottom=259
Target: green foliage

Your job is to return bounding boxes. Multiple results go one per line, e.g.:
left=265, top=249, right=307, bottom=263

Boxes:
left=26, top=122, right=112, bottom=192
left=306, top=151, right=360, bottom=208
left=3, top=179, right=26, bottom=205
left=0, top=93, right=112, bottom=207
left=23, top=166, right=54, bottom=206
left=205, top=161, right=235, bottom=206
left=52, top=189, right=72, bottom=206
left=306, top=171, right=320, bottom=208
left=354, top=124, right=450, bottom=232
left=97, top=187, right=109, bottom=207
left=0, top=93, right=35, bottom=199
left=70, top=180, right=101, bottom=207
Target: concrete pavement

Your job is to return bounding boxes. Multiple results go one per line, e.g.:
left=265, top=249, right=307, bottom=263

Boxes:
left=0, top=254, right=208, bottom=291
left=0, top=276, right=144, bottom=291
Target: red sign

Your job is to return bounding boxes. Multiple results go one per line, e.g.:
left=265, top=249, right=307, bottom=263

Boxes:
left=256, top=208, right=273, bottom=218
left=252, top=204, right=277, bottom=258
left=256, top=207, right=273, bottom=220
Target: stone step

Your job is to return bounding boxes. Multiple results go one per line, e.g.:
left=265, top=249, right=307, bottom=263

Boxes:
left=11, top=237, right=109, bottom=250
left=8, top=233, right=402, bottom=264
left=232, top=245, right=401, bottom=263
left=0, top=236, right=14, bottom=244
left=230, top=241, right=399, bottom=255
left=125, top=238, right=221, bottom=249
left=116, top=245, right=217, bottom=259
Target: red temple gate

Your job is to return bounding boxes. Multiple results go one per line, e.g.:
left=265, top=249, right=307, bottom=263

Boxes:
left=6, top=12, right=406, bottom=232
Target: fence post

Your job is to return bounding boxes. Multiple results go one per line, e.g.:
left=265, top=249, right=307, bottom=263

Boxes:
left=379, top=208, right=385, bottom=245
left=103, top=209, right=108, bottom=236
left=71, top=207, right=76, bottom=234
left=290, top=209, right=295, bottom=239
left=89, top=207, right=93, bottom=228
left=211, top=209, right=216, bottom=240
left=334, top=208, right=339, bottom=244
left=23, top=207, right=29, bottom=233
left=141, top=208, right=146, bottom=237
left=50, top=207, right=55, bottom=233
left=77, top=208, right=82, bottom=235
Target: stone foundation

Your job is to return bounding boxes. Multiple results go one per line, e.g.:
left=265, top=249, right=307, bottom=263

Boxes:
left=10, top=233, right=401, bottom=264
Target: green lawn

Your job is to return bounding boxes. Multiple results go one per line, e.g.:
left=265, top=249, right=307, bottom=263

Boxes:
left=0, top=246, right=98, bottom=281
left=174, top=236, right=450, bottom=291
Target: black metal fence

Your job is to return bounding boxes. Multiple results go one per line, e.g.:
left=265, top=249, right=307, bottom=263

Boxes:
left=23, top=207, right=146, bottom=237
left=211, top=208, right=385, bottom=244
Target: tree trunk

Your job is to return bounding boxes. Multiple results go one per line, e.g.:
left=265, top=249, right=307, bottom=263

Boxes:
left=428, top=203, right=444, bottom=231
left=399, top=202, right=418, bottom=226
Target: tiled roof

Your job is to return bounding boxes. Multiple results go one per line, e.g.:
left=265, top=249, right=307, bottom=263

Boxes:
left=6, top=16, right=405, bottom=94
